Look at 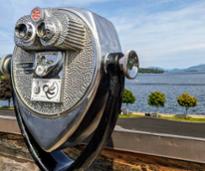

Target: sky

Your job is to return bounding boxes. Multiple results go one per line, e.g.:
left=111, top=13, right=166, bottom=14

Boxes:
left=0, top=0, right=205, bottom=69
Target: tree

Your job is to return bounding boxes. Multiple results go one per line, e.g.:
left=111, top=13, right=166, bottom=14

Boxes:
left=148, top=91, right=166, bottom=112
left=138, top=67, right=164, bottom=74
left=177, top=92, right=197, bottom=115
left=0, top=77, right=12, bottom=107
left=0, top=73, right=3, bottom=81
left=122, top=88, right=136, bottom=114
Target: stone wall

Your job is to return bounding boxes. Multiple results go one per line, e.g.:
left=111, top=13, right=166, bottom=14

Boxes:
left=0, top=133, right=205, bottom=171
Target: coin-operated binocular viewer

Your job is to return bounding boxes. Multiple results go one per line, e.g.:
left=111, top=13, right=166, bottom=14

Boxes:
left=0, top=7, right=139, bottom=171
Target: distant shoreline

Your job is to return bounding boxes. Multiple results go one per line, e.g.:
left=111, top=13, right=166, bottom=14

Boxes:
left=139, top=72, right=205, bottom=75
left=140, top=64, right=205, bottom=74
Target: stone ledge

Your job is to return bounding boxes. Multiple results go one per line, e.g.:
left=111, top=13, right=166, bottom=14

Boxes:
left=0, top=155, right=39, bottom=171
left=1, top=133, right=205, bottom=171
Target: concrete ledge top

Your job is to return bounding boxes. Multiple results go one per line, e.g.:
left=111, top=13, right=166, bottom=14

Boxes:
left=1, top=114, right=205, bottom=163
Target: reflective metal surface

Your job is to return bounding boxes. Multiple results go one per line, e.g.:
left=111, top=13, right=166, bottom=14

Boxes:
left=0, top=54, right=12, bottom=77
left=119, top=50, right=139, bottom=79
left=12, top=7, right=123, bottom=152
left=8, top=7, right=139, bottom=171
left=31, top=78, right=62, bottom=103
left=34, top=51, right=64, bottom=78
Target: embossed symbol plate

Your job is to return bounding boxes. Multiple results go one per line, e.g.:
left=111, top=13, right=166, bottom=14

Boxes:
left=31, top=78, right=62, bottom=103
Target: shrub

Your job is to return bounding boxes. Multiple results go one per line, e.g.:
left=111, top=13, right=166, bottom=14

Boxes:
left=148, top=91, right=166, bottom=111
left=0, top=77, right=12, bottom=107
left=177, top=92, right=197, bottom=115
left=122, top=88, right=136, bottom=106
left=122, top=88, right=136, bottom=114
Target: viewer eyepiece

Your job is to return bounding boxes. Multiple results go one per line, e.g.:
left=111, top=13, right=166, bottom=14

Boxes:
left=36, top=22, right=46, bottom=37
left=15, top=23, right=34, bottom=41
left=37, top=21, right=54, bottom=41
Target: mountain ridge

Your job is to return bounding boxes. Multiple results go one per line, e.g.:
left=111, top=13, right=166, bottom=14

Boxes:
left=168, top=64, right=205, bottom=73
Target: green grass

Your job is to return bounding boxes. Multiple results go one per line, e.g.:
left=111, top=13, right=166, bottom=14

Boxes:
left=0, top=106, right=14, bottom=110
left=119, top=114, right=144, bottom=119
left=158, top=115, right=205, bottom=123
left=0, top=107, right=204, bottom=123
left=119, top=113, right=205, bottom=123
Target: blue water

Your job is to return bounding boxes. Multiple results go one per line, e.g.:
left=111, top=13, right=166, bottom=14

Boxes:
left=125, top=73, right=205, bottom=114
left=0, top=100, right=12, bottom=107
left=1, top=73, right=205, bottom=114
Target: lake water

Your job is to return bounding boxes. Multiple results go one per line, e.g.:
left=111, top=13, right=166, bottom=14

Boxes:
left=1, top=73, right=205, bottom=114
left=125, top=73, right=205, bottom=114
left=123, top=73, right=205, bottom=114
left=0, top=100, right=12, bottom=107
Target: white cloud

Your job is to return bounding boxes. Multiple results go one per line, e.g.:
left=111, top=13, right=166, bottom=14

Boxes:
left=0, top=0, right=110, bottom=56
left=109, top=1, right=205, bottom=68
left=0, top=0, right=205, bottom=68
